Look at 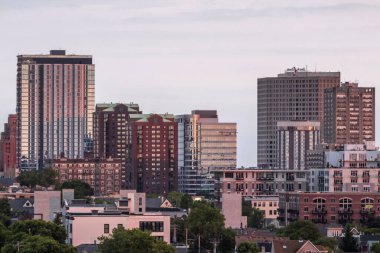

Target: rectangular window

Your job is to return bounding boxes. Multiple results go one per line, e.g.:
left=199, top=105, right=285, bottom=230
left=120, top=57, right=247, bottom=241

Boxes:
left=139, top=221, right=164, bottom=232
left=118, top=224, right=123, bottom=229
left=104, top=224, right=110, bottom=234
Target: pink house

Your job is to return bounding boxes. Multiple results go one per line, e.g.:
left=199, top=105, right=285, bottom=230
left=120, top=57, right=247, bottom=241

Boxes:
left=62, top=190, right=171, bottom=246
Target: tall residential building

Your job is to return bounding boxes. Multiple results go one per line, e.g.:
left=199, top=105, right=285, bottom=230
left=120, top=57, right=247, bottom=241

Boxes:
left=0, top=114, right=17, bottom=177
left=93, top=103, right=141, bottom=187
left=175, top=110, right=237, bottom=195
left=16, top=50, right=95, bottom=170
left=257, top=68, right=340, bottom=168
left=277, top=121, right=320, bottom=170
left=127, top=114, right=178, bottom=195
left=323, top=82, right=375, bottom=145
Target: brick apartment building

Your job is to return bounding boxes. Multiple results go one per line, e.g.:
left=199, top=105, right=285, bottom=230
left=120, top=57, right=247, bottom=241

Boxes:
left=52, top=158, right=122, bottom=195
left=324, top=82, right=375, bottom=144
left=0, top=114, right=17, bottom=177
left=278, top=192, right=380, bottom=225
left=127, top=114, right=178, bottom=195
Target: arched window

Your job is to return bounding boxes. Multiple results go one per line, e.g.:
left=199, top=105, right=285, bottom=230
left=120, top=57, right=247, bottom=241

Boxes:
left=339, top=198, right=352, bottom=210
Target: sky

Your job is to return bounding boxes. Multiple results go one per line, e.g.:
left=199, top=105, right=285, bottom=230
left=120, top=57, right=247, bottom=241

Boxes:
left=0, top=0, right=380, bottom=167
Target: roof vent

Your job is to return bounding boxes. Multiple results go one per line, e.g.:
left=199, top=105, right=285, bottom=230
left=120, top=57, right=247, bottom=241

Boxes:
left=50, top=50, right=66, bottom=55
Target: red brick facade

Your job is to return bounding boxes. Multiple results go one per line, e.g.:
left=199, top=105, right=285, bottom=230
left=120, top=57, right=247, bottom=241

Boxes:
left=279, top=192, right=380, bottom=224
left=52, top=158, right=122, bottom=195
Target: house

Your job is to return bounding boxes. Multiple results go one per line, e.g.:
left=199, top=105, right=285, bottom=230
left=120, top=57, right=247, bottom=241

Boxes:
left=271, top=240, right=328, bottom=253
left=145, top=197, right=186, bottom=218
left=9, top=198, right=34, bottom=220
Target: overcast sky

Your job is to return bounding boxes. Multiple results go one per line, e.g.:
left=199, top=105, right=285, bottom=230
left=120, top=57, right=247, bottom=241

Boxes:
left=1, top=0, right=380, bottom=166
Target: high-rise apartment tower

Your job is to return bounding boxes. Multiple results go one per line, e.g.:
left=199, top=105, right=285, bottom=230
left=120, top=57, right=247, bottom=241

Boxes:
left=257, top=68, right=340, bottom=168
left=323, top=82, right=375, bottom=145
left=16, top=50, right=95, bottom=170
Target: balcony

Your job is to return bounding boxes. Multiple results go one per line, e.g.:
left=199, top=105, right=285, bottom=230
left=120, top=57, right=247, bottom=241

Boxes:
left=236, top=177, right=244, bottom=181
left=312, top=218, right=327, bottom=224
left=286, top=176, right=295, bottom=181
left=360, top=209, right=375, bottom=214
left=338, top=208, right=353, bottom=214
left=312, top=208, right=327, bottom=214
left=256, top=176, right=274, bottom=181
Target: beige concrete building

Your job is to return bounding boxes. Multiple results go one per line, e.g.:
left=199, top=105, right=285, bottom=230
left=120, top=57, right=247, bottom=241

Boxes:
left=257, top=68, right=340, bottom=168
left=324, top=82, right=375, bottom=144
left=251, top=195, right=279, bottom=220
left=176, top=110, right=237, bottom=195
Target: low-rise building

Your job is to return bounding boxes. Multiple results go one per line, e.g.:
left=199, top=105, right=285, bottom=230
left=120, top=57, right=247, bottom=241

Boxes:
left=250, top=195, right=279, bottom=221
left=52, top=157, right=122, bottom=195
left=278, top=192, right=380, bottom=225
left=215, top=168, right=309, bottom=198
left=61, top=190, right=171, bottom=246
left=307, top=142, right=380, bottom=192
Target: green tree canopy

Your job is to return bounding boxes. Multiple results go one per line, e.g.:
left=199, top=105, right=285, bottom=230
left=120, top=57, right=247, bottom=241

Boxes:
left=242, top=200, right=264, bottom=229
left=17, top=168, right=58, bottom=189
left=277, top=220, right=322, bottom=241
left=187, top=201, right=225, bottom=251
left=236, top=241, right=260, bottom=253
left=99, top=228, right=175, bottom=253
left=180, top=194, right=193, bottom=210
left=9, top=220, right=66, bottom=243
left=218, top=228, right=236, bottom=253
left=1, top=235, right=76, bottom=253
left=371, top=242, right=380, bottom=253
left=167, top=191, right=183, bottom=207
left=340, top=225, right=359, bottom=252
left=60, top=180, right=93, bottom=199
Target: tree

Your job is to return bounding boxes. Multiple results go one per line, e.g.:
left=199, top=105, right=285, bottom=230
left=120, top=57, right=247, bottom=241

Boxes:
left=9, top=220, right=67, bottom=243
left=314, top=236, right=338, bottom=252
left=17, top=170, right=39, bottom=189
left=187, top=201, right=225, bottom=252
left=340, top=225, right=359, bottom=252
left=17, top=168, right=58, bottom=189
left=60, top=180, right=93, bottom=199
left=179, top=194, right=193, bottom=210
left=167, top=191, right=183, bottom=207
left=0, top=199, right=11, bottom=217
left=278, top=220, right=322, bottom=241
left=242, top=201, right=264, bottom=228
left=218, top=228, right=236, bottom=253
left=98, top=227, right=175, bottom=253
left=236, top=241, right=260, bottom=253
left=38, top=168, right=58, bottom=188
left=1, top=235, right=76, bottom=253
left=371, top=243, right=380, bottom=253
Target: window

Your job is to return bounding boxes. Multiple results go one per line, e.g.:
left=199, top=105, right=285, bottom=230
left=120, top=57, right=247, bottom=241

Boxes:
left=304, top=216, right=309, bottom=220
left=118, top=224, right=123, bottom=229
left=104, top=224, right=110, bottom=233
left=140, top=222, right=164, bottom=232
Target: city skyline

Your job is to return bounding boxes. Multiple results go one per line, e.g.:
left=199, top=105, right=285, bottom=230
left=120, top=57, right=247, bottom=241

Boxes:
left=1, top=0, right=380, bottom=167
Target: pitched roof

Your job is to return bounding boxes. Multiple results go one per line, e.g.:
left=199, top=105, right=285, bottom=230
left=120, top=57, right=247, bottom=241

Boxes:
left=272, top=240, right=304, bottom=253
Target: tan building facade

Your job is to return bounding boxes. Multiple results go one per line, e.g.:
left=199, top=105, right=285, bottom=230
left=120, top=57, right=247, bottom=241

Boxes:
left=257, top=68, right=340, bottom=168
left=324, top=82, right=375, bottom=144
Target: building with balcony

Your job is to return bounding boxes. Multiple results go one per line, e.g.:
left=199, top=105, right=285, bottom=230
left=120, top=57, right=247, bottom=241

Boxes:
left=277, top=121, right=320, bottom=170
left=257, top=68, right=340, bottom=168
left=214, top=168, right=309, bottom=198
left=307, top=142, right=380, bottom=192
left=16, top=50, right=95, bottom=170
left=52, top=157, right=122, bottom=195
left=278, top=192, right=380, bottom=225
left=324, top=82, right=375, bottom=145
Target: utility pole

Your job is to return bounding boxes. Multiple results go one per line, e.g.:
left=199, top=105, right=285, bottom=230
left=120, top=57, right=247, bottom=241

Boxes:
left=198, top=234, right=201, bottom=253
left=185, top=228, right=188, bottom=253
